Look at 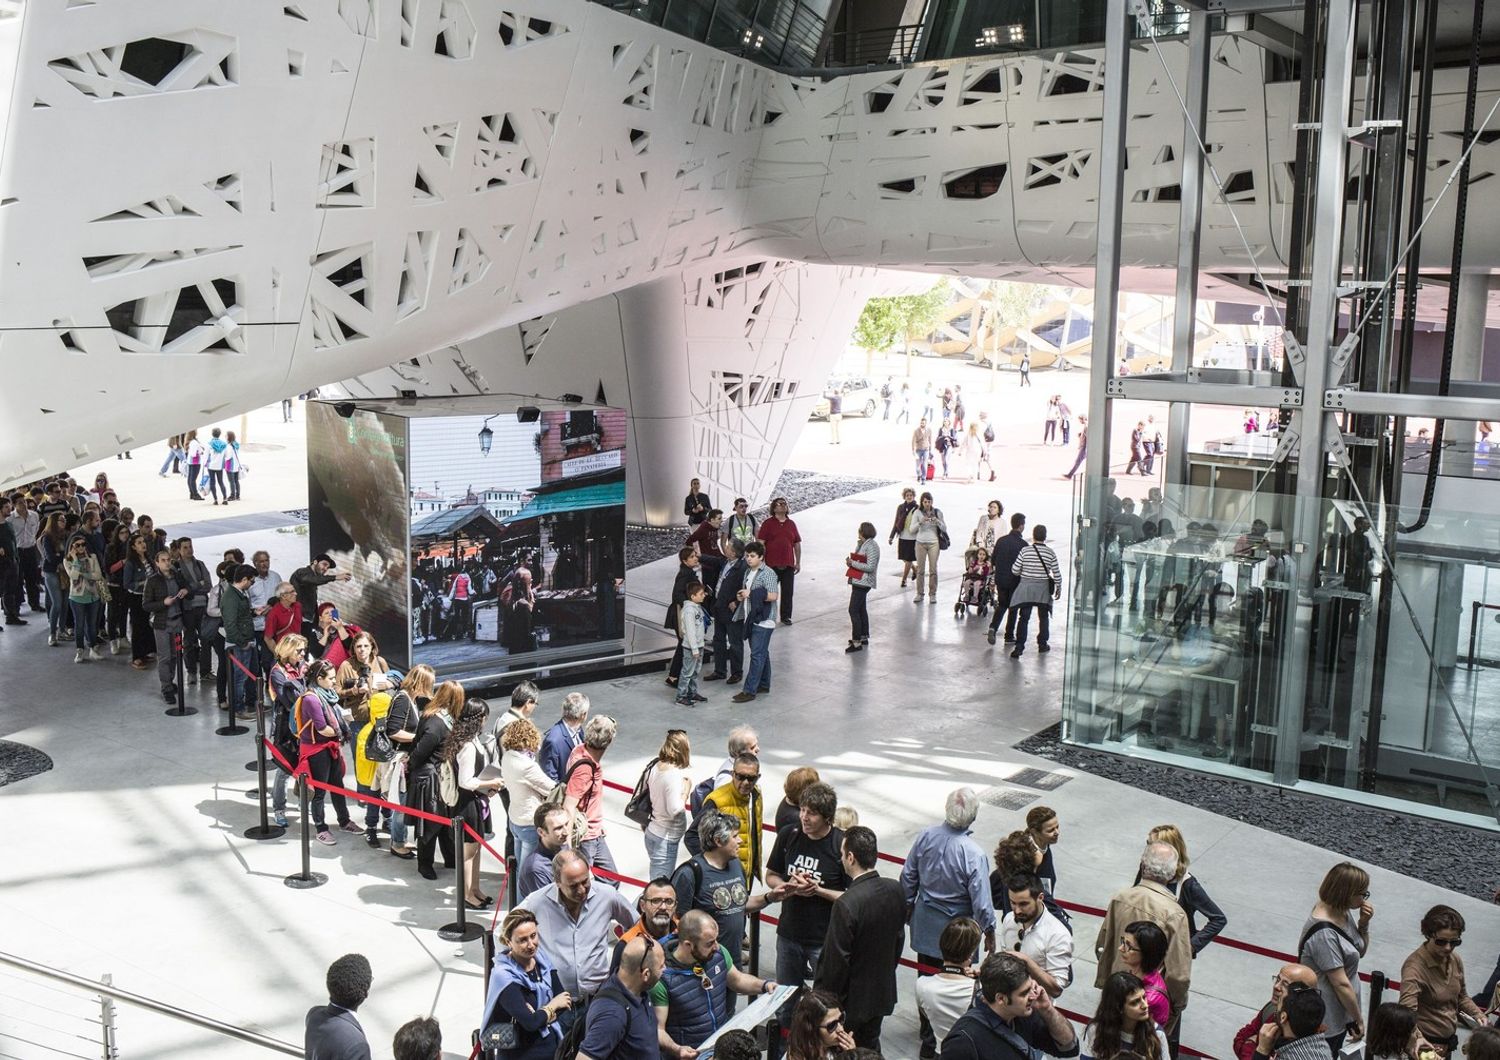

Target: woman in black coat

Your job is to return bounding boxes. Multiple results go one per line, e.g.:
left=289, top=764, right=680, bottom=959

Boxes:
left=406, top=680, right=462, bottom=880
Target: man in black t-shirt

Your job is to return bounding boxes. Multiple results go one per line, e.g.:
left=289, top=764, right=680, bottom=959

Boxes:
left=765, top=781, right=847, bottom=1020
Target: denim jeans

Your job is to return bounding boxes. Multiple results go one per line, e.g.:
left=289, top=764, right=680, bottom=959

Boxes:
left=644, top=828, right=682, bottom=881
left=69, top=599, right=99, bottom=650
left=43, top=572, right=66, bottom=636
left=229, top=644, right=257, bottom=713
left=914, top=448, right=929, bottom=483
left=357, top=782, right=390, bottom=832
left=743, top=625, right=773, bottom=694
left=272, top=768, right=289, bottom=815
left=774, top=938, right=824, bottom=1023
left=579, top=836, right=619, bottom=885
left=510, top=823, right=538, bottom=873
left=678, top=649, right=701, bottom=698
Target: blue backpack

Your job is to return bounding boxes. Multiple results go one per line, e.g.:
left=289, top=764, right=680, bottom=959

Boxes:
left=681, top=774, right=719, bottom=856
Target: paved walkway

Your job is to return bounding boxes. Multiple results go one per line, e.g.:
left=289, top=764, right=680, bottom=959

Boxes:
left=3, top=475, right=1497, bottom=1059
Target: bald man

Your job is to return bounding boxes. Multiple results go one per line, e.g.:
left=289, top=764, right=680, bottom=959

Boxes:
left=578, top=936, right=664, bottom=1060
left=1233, top=964, right=1318, bottom=1060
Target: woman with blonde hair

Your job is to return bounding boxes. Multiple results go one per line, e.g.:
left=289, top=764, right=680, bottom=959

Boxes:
left=1137, top=824, right=1227, bottom=957
left=1300, top=861, right=1375, bottom=1053
left=644, top=729, right=692, bottom=879
left=382, top=664, right=435, bottom=859
left=480, top=908, right=572, bottom=1059
left=500, top=718, right=553, bottom=873
left=408, top=680, right=463, bottom=879
left=267, top=633, right=309, bottom=827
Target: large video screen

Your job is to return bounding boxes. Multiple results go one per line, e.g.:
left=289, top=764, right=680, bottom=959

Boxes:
left=408, top=408, right=626, bottom=681
left=306, top=403, right=411, bottom=670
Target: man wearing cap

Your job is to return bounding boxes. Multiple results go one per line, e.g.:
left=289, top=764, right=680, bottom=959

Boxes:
left=292, top=553, right=351, bottom=641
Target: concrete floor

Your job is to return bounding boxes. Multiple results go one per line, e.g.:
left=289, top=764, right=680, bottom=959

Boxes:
left=4, top=472, right=1499, bottom=1060
left=10, top=401, right=1500, bottom=1057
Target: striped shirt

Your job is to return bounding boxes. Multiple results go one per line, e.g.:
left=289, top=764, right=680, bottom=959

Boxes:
left=1011, top=542, right=1062, bottom=582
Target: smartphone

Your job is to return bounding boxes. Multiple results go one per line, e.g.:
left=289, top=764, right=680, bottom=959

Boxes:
left=329, top=607, right=340, bottom=622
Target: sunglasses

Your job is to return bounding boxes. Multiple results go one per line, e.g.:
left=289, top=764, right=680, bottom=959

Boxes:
left=1430, top=937, right=1462, bottom=948
left=734, top=774, right=760, bottom=784
left=821, top=1017, right=844, bottom=1032
left=667, top=728, right=686, bottom=737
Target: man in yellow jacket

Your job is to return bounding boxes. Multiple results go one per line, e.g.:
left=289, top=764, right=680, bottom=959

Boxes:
left=702, top=752, right=764, bottom=883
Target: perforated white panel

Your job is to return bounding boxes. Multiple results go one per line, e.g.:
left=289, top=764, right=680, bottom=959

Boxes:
left=0, top=0, right=1494, bottom=492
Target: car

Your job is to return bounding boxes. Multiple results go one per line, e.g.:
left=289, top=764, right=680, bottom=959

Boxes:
left=809, top=377, right=881, bottom=420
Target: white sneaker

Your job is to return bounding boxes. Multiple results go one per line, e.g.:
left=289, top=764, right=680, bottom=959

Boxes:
left=110, top=639, right=123, bottom=655
left=47, top=632, right=57, bottom=646
left=88, top=647, right=104, bottom=661
left=74, top=649, right=86, bottom=663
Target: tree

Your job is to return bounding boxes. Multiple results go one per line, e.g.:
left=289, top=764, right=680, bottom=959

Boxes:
left=852, top=280, right=950, bottom=376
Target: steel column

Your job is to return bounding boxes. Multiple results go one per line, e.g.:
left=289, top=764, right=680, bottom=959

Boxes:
left=1273, top=0, right=1358, bottom=786
left=1165, top=6, right=1213, bottom=492
left=1082, top=0, right=1132, bottom=525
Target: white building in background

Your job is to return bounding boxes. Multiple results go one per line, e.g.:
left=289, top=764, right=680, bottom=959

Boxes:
left=0, top=0, right=1490, bottom=521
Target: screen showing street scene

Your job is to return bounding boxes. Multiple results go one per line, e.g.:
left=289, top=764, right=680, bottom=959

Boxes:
left=408, top=408, right=627, bottom=680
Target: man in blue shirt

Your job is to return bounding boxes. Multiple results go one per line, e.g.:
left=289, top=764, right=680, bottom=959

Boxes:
left=901, top=787, right=997, bottom=1058
left=940, top=953, right=1078, bottom=1060
left=539, top=692, right=590, bottom=781
left=578, top=935, right=663, bottom=1060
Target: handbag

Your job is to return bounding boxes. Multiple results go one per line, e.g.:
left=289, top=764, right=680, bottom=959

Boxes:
left=624, top=758, right=658, bottom=829
left=365, top=723, right=395, bottom=763
left=936, top=513, right=951, bottom=551
left=480, top=1020, right=519, bottom=1054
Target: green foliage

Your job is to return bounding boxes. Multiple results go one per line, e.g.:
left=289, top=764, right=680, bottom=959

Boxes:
left=852, top=279, right=950, bottom=353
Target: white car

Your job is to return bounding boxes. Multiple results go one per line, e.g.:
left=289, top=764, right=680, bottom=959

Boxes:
left=809, top=378, right=880, bottom=420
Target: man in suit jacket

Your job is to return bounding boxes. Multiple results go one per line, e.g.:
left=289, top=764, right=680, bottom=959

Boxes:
left=988, top=513, right=1028, bottom=645
left=305, top=953, right=373, bottom=1060
left=815, top=826, right=907, bottom=1052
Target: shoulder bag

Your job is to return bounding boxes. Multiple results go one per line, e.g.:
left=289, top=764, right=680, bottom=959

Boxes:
left=1033, top=544, right=1056, bottom=596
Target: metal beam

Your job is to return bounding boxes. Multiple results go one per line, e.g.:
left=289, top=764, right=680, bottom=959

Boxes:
left=1110, top=378, right=1303, bottom=407
left=1324, top=387, right=1500, bottom=420
left=1274, top=0, right=1358, bottom=787
left=1081, top=0, right=1133, bottom=602
left=1165, top=5, right=1213, bottom=490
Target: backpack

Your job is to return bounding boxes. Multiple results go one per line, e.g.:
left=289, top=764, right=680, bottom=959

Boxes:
left=271, top=688, right=303, bottom=773
left=438, top=757, right=459, bottom=807
left=935, top=432, right=949, bottom=453
left=543, top=756, right=599, bottom=846
left=984, top=424, right=995, bottom=443
left=554, top=984, right=634, bottom=1060
left=681, top=774, right=719, bottom=856
left=625, top=758, right=659, bottom=829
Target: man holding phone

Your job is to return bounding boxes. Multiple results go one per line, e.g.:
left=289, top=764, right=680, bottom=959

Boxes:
left=1251, top=984, right=1332, bottom=1060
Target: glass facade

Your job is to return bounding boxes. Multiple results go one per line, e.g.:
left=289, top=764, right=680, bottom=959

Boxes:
left=595, top=0, right=836, bottom=68
left=1062, top=457, right=1500, bottom=826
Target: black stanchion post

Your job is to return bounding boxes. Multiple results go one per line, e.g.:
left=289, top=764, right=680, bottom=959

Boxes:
left=439, top=817, right=482, bottom=942
left=749, top=912, right=761, bottom=976
left=216, top=652, right=249, bottom=736
left=506, top=854, right=518, bottom=910
left=164, top=632, right=197, bottom=717
left=284, top=776, right=327, bottom=889
left=244, top=677, right=269, bottom=799
left=243, top=702, right=285, bottom=841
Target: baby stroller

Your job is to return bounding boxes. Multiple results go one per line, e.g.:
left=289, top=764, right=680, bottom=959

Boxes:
left=954, top=547, right=995, bottom=618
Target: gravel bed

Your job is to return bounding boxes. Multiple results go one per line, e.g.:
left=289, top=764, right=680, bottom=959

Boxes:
left=1016, top=724, right=1500, bottom=901
left=625, top=467, right=898, bottom=570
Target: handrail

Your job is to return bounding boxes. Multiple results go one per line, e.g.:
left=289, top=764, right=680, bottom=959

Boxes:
left=0, top=951, right=302, bottom=1057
